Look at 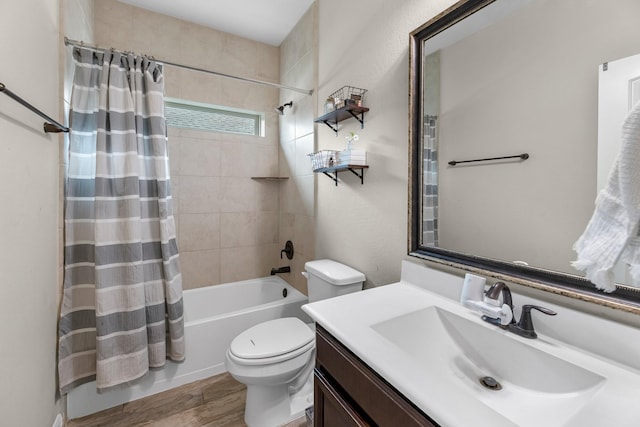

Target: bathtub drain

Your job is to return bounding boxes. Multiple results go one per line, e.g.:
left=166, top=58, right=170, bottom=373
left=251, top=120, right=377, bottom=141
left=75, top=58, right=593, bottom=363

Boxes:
left=282, top=288, right=288, bottom=298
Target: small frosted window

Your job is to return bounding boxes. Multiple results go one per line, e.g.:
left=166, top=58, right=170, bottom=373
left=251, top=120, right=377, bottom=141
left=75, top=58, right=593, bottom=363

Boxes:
left=165, top=98, right=263, bottom=136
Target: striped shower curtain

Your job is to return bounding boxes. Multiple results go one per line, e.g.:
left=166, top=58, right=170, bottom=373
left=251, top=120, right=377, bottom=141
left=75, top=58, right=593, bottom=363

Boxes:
left=58, top=47, right=185, bottom=394
left=423, top=115, right=439, bottom=246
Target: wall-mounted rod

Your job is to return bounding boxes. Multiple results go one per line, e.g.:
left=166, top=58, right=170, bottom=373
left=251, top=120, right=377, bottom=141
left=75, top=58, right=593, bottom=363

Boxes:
left=448, top=153, right=529, bottom=166
left=0, top=82, right=69, bottom=133
left=64, top=37, right=314, bottom=96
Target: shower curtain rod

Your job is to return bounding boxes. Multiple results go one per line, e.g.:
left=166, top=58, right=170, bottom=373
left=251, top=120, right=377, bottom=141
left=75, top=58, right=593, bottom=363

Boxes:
left=64, top=37, right=314, bottom=96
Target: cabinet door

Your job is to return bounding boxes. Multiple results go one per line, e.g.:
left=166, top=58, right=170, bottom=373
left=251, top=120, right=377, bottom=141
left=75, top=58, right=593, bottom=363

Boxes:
left=314, top=369, right=370, bottom=427
left=315, top=326, right=438, bottom=427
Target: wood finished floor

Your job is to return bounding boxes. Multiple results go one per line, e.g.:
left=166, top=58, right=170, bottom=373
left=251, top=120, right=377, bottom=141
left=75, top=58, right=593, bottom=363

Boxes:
left=66, top=373, right=307, bottom=427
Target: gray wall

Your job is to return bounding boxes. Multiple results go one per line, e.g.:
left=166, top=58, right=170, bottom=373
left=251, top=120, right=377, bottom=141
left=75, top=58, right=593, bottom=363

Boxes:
left=316, top=0, right=458, bottom=287
left=0, top=0, right=63, bottom=425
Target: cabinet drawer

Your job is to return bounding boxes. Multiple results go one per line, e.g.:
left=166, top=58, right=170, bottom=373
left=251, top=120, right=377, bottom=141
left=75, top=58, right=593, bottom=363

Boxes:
left=314, top=369, right=370, bottom=427
left=315, top=326, right=438, bottom=427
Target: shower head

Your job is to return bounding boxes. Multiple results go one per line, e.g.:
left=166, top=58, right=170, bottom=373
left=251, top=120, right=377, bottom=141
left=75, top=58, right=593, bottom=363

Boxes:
left=275, top=101, right=293, bottom=115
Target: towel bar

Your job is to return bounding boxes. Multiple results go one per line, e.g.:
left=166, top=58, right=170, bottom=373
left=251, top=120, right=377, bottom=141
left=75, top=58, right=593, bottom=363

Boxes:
left=448, top=153, right=529, bottom=166
left=0, top=82, right=69, bottom=133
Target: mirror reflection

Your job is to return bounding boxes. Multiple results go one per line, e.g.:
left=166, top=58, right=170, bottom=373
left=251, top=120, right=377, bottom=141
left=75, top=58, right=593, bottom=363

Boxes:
left=411, top=0, right=640, bottom=299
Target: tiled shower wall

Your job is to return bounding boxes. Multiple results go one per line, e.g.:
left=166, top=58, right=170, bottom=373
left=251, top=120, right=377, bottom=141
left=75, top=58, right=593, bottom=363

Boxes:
left=278, top=4, right=318, bottom=293
left=94, top=0, right=282, bottom=289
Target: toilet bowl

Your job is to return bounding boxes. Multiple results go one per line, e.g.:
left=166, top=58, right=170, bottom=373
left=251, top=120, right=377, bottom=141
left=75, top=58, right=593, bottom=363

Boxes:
left=225, top=317, right=315, bottom=427
left=225, top=259, right=365, bottom=427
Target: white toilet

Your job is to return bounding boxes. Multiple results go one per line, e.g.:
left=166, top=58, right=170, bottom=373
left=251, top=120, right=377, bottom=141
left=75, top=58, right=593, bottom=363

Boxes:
left=225, top=259, right=365, bottom=427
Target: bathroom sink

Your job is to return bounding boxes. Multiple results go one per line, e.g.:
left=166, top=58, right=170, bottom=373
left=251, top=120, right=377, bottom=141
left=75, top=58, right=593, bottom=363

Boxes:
left=303, top=262, right=640, bottom=426
left=371, top=306, right=605, bottom=426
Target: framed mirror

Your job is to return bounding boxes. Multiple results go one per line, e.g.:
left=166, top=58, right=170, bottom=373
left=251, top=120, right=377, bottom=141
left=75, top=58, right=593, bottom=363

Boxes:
left=408, top=0, right=640, bottom=312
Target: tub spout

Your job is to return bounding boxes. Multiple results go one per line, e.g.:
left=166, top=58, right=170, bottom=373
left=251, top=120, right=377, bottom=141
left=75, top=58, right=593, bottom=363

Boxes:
left=271, top=266, right=291, bottom=275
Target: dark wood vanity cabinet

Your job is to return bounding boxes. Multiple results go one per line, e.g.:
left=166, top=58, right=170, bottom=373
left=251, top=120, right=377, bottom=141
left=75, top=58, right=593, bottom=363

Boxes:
left=314, top=326, right=439, bottom=427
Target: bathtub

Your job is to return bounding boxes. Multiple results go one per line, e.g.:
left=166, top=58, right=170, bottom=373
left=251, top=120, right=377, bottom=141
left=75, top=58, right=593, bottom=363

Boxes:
left=67, top=276, right=310, bottom=419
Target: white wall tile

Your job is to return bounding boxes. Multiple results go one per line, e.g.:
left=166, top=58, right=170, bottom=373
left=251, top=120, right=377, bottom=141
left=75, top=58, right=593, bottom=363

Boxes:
left=279, top=212, right=296, bottom=243
left=278, top=110, right=296, bottom=144
left=131, top=6, right=182, bottom=59
left=257, top=212, right=279, bottom=244
left=220, top=177, right=255, bottom=212
left=255, top=182, right=280, bottom=213
left=179, top=137, right=221, bottom=177
left=280, top=140, right=296, bottom=176
left=219, top=246, right=264, bottom=283
left=177, top=68, right=223, bottom=107
left=180, top=213, right=221, bottom=251
left=179, top=23, right=224, bottom=71
left=293, top=214, right=315, bottom=258
left=296, top=175, right=315, bottom=217
left=167, top=137, right=180, bottom=176
left=257, top=144, right=279, bottom=177
left=220, top=141, right=258, bottom=177
left=295, top=133, right=315, bottom=176
left=294, top=87, right=316, bottom=139
left=180, top=249, right=220, bottom=289
left=180, top=176, right=221, bottom=214
left=220, top=212, right=257, bottom=248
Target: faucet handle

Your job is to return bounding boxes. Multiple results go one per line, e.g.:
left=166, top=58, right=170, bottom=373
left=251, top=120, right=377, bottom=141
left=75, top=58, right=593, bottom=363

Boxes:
left=511, top=304, right=557, bottom=339
left=280, top=240, right=294, bottom=260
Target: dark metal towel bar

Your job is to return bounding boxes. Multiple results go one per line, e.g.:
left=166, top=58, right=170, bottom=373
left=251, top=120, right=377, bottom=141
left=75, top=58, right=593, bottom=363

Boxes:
left=448, top=153, right=529, bottom=166
left=0, top=82, right=69, bottom=133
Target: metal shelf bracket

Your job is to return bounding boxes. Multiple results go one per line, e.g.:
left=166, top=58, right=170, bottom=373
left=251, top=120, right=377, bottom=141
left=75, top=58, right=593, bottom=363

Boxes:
left=321, top=120, right=339, bottom=135
left=319, top=166, right=368, bottom=186
left=346, top=109, right=365, bottom=129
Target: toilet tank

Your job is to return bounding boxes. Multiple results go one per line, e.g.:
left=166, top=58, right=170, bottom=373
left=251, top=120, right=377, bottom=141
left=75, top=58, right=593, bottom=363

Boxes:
left=304, top=259, right=365, bottom=303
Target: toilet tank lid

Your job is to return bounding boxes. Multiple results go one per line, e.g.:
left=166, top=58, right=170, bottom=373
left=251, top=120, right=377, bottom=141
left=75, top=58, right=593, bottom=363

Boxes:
left=304, top=259, right=366, bottom=286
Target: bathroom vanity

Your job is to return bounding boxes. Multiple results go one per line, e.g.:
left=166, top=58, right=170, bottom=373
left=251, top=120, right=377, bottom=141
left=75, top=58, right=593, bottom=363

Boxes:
left=302, top=260, right=640, bottom=427
left=314, top=325, right=436, bottom=426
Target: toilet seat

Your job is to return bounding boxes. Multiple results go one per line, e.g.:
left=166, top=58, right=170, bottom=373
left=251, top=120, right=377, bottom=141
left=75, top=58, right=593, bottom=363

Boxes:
left=228, top=317, right=314, bottom=366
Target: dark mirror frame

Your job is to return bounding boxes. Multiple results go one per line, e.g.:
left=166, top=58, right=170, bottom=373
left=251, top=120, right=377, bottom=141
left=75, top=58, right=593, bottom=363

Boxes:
left=408, top=0, right=640, bottom=314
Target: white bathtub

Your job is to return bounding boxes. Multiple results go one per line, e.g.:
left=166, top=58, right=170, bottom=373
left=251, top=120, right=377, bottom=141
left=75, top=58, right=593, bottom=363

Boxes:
left=67, top=276, right=310, bottom=419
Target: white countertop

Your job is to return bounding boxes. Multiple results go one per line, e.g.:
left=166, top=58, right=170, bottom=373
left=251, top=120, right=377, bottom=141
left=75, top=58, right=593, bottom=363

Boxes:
left=302, top=280, right=640, bottom=427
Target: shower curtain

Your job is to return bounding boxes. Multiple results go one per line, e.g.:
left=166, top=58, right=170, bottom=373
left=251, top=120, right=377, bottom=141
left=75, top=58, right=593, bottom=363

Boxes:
left=58, top=47, right=184, bottom=394
left=423, top=115, right=439, bottom=246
